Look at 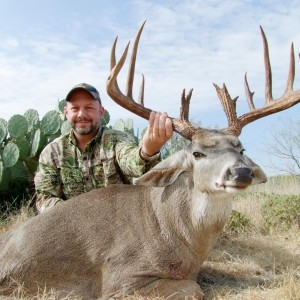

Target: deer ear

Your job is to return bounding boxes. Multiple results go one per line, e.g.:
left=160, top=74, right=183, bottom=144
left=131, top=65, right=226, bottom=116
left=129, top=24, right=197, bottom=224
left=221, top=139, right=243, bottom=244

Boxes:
left=244, top=155, right=268, bottom=185
left=135, top=150, right=192, bottom=187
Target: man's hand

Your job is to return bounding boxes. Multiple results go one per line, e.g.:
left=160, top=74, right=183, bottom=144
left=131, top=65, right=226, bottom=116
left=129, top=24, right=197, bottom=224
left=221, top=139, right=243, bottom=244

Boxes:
left=141, top=111, right=173, bottom=157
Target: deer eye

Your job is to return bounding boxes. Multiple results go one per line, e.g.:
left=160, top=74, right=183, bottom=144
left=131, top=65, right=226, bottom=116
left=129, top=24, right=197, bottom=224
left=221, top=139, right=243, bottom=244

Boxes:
left=193, top=152, right=205, bottom=159
left=240, top=149, right=245, bottom=155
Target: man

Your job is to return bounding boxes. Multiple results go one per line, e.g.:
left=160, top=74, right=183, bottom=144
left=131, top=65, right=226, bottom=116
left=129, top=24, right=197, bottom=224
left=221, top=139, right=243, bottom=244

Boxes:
left=34, top=83, right=173, bottom=213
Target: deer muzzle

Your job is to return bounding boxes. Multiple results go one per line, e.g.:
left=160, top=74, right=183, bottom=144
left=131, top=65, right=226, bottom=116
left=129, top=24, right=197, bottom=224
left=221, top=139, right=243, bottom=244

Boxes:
left=228, top=166, right=254, bottom=186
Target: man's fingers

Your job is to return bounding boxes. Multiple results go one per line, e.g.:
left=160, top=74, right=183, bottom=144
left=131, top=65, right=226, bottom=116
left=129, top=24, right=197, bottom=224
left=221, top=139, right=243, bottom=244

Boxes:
left=158, top=113, right=168, bottom=137
left=143, top=112, right=174, bottom=156
left=153, top=112, right=161, bottom=136
left=165, top=117, right=173, bottom=138
left=148, top=111, right=156, bottom=130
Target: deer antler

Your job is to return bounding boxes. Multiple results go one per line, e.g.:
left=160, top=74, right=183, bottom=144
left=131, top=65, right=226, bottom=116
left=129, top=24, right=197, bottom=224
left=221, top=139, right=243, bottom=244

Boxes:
left=106, top=21, right=197, bottom=140
left=107, top=23, right=300, bottom=139
left=214, top=26, right=300, bottom=136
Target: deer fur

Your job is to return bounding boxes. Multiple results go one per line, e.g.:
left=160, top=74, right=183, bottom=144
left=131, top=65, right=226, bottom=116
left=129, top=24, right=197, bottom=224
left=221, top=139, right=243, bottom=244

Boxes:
left=0, top=130, right=267, bottom=299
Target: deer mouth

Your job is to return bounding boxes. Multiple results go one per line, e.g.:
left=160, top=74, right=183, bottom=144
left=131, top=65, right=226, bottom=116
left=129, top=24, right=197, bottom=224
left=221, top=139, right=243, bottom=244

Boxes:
left=215, top=181, right=250, bottom=191
left=216, top=166, right=254, bottom=192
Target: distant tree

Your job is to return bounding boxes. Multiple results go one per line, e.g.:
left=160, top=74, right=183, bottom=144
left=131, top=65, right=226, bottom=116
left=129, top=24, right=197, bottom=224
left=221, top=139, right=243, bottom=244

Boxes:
left=267, top=119, right=300, bottom=175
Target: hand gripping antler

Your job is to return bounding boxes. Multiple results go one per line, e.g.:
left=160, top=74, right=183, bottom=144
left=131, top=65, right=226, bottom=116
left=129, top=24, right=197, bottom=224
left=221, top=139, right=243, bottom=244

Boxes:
left=106, top=21, right=197, bottom=140
left=214, top=26, right=300, bottom=136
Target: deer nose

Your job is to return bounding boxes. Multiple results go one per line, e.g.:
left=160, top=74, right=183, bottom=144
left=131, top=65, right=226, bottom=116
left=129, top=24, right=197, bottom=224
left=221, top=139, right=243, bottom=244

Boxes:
left=228, top=166, right=254, bottom=185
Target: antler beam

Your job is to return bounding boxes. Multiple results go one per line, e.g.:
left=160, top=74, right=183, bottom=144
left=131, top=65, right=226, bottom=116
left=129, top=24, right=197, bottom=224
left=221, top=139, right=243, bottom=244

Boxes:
left=106, top=21, right=197, bottom=140
left=215, top=26, right=300, bottom=136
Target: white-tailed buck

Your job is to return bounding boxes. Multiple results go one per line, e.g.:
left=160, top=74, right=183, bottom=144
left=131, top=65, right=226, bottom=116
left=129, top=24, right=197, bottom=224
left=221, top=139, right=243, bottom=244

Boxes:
left=0, top=22, right=299, bottom=299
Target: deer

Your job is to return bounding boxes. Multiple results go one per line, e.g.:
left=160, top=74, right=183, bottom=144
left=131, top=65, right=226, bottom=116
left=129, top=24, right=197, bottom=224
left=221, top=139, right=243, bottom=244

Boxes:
left=0, top=22, right=300, bottom=300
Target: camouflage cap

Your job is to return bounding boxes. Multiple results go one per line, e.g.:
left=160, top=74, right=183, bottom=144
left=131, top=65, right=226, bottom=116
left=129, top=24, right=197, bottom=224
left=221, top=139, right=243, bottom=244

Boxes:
left=66, top=83, right=101, bottom=104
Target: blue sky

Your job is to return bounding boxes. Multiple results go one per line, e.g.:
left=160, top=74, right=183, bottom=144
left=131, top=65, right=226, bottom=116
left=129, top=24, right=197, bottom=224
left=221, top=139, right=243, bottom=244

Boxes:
left=0, top=0, right=299, bottom=176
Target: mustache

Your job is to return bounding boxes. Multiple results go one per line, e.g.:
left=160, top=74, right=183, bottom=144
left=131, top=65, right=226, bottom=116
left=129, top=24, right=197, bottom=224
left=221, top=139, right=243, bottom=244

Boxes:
left=75, top=117, right=92, bottom=122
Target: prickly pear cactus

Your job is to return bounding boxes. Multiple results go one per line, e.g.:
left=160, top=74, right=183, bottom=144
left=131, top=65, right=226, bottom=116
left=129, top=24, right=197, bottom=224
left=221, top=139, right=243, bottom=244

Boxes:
left=0, top=161, right=3, bottom=186
left=113, top=119, right=125, bottom=131
left=40, top=110, right=61, bottom=135
left=15, top=138, right=31, bottom=159
left=112, top=118, right=139, bottom=143
left=0, top=166, right=10, bottom=192
left=0, top=118, right=7, bottom=129
left=0, top=122, right=7, bottom=144
left=24, top=109, right=39, bottom=132
left=10, top=160, right=29, bottom=181
left=24, top=157, right=39, bottom=174
left=2, top=142, right=19, bottom=168
left=103, top=109, right=110, bottom=126
left=61, top=120, right=72, bottom=135
left=8, top=115, right=28, bottom=139
left=58, top=99, right=67, bottom=121
left=30, top=128, right=46, bottom=158
left=58, top=99, right=66, bottom=114
left=124, top=118, right=134, bottom=135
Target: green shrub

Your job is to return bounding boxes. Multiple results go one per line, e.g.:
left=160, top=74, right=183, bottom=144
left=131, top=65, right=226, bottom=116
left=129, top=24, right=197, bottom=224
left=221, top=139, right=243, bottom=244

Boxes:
left=224, top=209, right=252, bottom=233
left=261, top=194, right=300, bottom=230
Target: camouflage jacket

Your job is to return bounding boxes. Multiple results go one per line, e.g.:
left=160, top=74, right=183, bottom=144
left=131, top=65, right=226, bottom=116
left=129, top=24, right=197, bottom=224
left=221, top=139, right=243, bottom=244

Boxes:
left=34, top=127, right=160, bottom=213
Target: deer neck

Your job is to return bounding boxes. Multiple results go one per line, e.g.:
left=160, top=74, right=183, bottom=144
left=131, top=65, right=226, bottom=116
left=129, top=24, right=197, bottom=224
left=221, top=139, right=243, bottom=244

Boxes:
left=191, top=189, right=233, bottom=231
left=155, top=172, right=233, bottom=257
left=159, top=172, right=233, bottom=231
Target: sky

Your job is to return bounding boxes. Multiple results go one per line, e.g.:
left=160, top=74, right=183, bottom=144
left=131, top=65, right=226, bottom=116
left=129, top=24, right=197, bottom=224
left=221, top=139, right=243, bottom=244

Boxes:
left=0, top=0, right=299, bottom=176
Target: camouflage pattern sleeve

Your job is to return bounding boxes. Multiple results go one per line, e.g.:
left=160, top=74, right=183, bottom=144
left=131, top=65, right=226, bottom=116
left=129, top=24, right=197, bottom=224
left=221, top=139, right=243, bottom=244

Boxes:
left=113, top=130, right=160, bottom=177
left=34, top=144, right=64, bottom=213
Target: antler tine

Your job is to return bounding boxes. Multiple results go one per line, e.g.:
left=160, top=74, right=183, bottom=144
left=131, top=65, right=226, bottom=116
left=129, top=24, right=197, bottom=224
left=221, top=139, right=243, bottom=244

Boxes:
left=138, top=74, right=145, bottom=106
left=244, top=73, right=255, bottom=111
left=180, top=89, right=193, bottom=122
left=214, top=26, right=300, bottom=136
left=110, top=37, right=117, bottom=70
left=286, top=42, right=295, bottom=93
left=214, top=83, right=241, bottom=136
left=107, top=22, right=198, bottom=140
left=260, top=26, right=273, bottom=103
left=170, top=89, right=197, bottom=141
left=106, top=24, right=151, bottom=120
left=126, top=20, right=146, bottom=99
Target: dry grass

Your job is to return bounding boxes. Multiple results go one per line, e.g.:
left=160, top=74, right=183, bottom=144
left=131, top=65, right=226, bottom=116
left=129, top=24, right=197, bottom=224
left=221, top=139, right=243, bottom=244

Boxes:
left=0, top=201, right=35, bottom=233
left=198, top=228, right=299, bottom=299
left=0, top=176, right=299, bottom=299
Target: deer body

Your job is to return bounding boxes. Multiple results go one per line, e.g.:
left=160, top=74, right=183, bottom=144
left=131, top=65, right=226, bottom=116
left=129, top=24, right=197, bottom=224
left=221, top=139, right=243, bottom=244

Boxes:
left=0, top=131, right=266, bottom=299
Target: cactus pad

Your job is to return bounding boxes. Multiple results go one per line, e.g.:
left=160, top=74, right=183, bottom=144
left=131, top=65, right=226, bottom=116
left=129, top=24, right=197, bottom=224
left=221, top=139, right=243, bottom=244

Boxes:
left=8, top=115, right=29, bottom=139
left=24, top=109, right=40, bottom=132
left=0, top=166, right=10, bottom=191
left=24, top=157, right=39, bottom=174
left=10, top=160, right=29, bottom=180
left=30, top=129, right=46, bottom=158
left=103, top=110, right=110, bottom=126
left=61, top=120, right=72, bottom=135
left=3, top=142, right=20, bottom=168
left=113, top=119, right=125, bottom=132
left=58, top=99, right=66, bottom=113
left=0, top=161, right=3, bottom=185
left=41, top=110, right=61, bottom=135
left=15, top=138, right=31, bottom=159
left=0, top=123, right=7, bottom=144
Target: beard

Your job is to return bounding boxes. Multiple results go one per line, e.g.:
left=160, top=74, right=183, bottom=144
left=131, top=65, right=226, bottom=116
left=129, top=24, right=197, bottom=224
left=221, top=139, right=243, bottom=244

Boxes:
left=71, top=118, right=100, bottom=135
